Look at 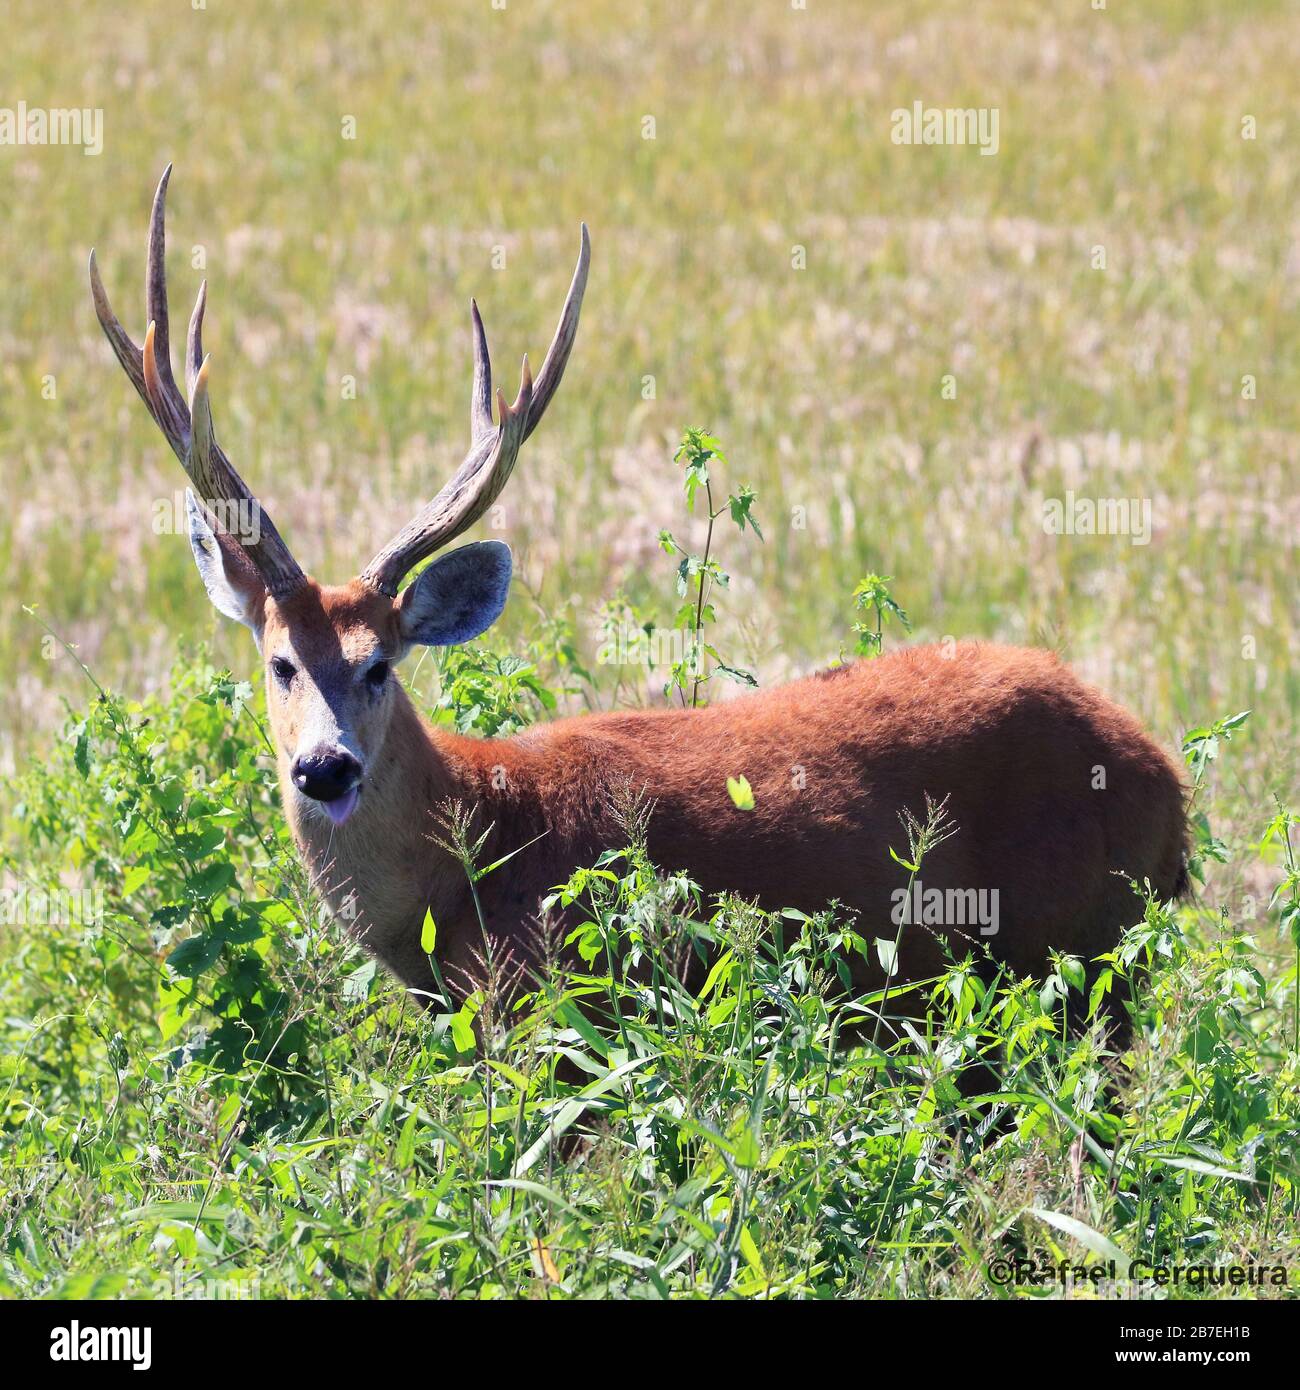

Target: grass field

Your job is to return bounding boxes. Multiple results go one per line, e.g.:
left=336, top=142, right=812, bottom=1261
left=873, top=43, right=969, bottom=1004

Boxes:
left=1, top=0, right=1298, bottom=1299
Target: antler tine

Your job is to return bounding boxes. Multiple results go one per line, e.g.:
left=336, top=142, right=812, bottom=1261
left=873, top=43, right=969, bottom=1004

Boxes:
left=186, top=353, right=306, bottom=597
left=142, top=165, right=190, bottom=453
left=359, top=226, right=589, bottom=597
left=89, top=167, right=307, bottom=599
left=361, top=358, right=534, bottom=596
left=88, top=248, right=148, bottom=408
left=522, top=222, right=589, bottom=443
left=469, top=299, right=494, bottom=444
left=186, top=278, right=207, bottom=402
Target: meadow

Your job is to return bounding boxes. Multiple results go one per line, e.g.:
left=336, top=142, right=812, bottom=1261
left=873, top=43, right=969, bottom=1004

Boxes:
left=0, top=0, right=1297, bottom=1298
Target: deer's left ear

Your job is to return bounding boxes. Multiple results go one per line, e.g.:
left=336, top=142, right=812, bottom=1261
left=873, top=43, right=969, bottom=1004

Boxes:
left=186, top=490, right=267, bottom=648
left=397, top=540, right=512, bottom=649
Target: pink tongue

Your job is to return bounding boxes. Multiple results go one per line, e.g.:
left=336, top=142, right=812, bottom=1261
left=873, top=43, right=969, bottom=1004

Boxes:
left=323, top=787, right=360, bottom=826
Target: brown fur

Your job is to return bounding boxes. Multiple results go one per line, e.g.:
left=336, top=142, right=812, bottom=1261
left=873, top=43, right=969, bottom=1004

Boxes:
left=268, top=582, right=1187, bottom=1003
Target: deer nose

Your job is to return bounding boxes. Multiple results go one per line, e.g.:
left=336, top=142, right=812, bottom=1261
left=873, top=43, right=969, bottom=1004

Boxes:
left=291, top=749, right=362, bottom=802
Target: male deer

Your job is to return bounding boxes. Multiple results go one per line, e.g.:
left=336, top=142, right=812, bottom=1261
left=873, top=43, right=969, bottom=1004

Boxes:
left=91, top=168, right=1187, bottom=1012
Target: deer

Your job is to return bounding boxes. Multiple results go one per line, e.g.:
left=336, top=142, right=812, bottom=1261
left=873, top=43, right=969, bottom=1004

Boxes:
left=90, top=168, right=1187, bottom=1029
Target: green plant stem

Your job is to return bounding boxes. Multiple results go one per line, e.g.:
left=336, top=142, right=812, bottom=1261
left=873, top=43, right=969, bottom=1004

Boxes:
left=690, top=480, right=718, bottom=709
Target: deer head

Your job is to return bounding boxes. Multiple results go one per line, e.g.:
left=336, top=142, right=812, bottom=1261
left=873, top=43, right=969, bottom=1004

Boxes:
left=90, top=167, right=588, bottom=827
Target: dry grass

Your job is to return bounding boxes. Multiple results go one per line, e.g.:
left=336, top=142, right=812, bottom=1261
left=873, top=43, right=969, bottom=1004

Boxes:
left=0, top=0, right=1295, bottom=814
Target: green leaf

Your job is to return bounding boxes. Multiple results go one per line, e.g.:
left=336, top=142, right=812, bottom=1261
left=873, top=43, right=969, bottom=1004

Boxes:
left=396, top=1110, right=419, bottom=1168
left=1026, top=1208, right=1126, bottom=1266
left=698, top=948, right=736, bottom=999
left=484, top=1058, right=531, bottom=1090
left=1059, top=955, right=1086, bottom=992
left=179, top=823, right=227, bottom=858
left=684, top=460, right=708, bottom=511
left=1087, top=967, right=1114, bottom=1019
left=190, top=860, right=235, bottom=901
left=731, top=1129, right=760, bottom=1169
left=726, top=775, right=755, bottom=810
left=559, top=998, right=611, bottom=1057
left=420, top=907, right=437, bottom=955
left=728, top=485, right=763, bottom=540
left=738, top=1224, right=765, bottom=1277
left=121, top=864, right=150, bottom=897
left=344, top=958, right=377, bottom=1002
left=1155, top=1156, right=1255, bottom=1182
left=72, top=725, right=91, bottom=779
left=573, top=924, right=602, bottom=965
left=50, top=1271, right=128, bottom=1300
left=120, top=1201, right=234, bottom=1226
left=473, top=829, right=550, bottom=881
left=166, top=934, right=222, bottom=979
left=450, top=1004, right=478, bottom=1053
left=875, top=937, right=899, bottom=978
left=513, top=1057, right=655, bottom=1175
left=156, top=978, right=189, bottom=1042
left=214, top=908, right=264, bottom=945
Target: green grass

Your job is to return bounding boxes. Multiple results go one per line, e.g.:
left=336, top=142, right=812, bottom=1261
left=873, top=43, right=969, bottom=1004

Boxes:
left=1, top=0, right=1298, bottom=1298
left=1, top=645, right=1296, bottom=1298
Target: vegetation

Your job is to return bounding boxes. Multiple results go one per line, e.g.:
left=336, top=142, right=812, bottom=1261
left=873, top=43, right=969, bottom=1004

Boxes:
left=0, top=0, right=1297, bottom=1299
left=2, top=430, right=1297, bottom=1298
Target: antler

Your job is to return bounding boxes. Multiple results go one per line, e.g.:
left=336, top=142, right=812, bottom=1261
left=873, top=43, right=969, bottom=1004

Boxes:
left=89, top=165, right=306, bottom=598
left=359, top=224, right=590, bottom=597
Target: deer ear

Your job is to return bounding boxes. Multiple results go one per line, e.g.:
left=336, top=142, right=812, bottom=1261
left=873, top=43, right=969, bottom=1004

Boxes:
left=186, top=489, right=266, bottom=645
left=397, top=540, right=512, bottom=649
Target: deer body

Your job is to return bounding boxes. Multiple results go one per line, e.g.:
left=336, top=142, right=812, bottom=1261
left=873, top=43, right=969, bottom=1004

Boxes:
left=91, top=170, right=1187, bottom=1012
left=281, top=580, right=1186, bottom=999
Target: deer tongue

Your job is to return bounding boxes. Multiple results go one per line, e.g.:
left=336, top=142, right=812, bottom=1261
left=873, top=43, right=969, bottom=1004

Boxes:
left=323, top=787, right=360, bottom=827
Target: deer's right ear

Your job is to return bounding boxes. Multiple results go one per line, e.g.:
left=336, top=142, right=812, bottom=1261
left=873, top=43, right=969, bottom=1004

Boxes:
left=396, top=540, right=512, bottom=650
left=185, top=490, right=267, bottom=646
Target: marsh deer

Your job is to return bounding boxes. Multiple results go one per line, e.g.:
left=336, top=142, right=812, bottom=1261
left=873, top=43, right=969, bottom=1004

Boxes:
left=90, top=168, right=1187, bottom=1008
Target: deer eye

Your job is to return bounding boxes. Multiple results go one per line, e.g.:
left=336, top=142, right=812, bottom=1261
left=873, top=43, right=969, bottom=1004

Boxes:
left=271, top=656, right=296, bottom=685
left=365, top=660, right=390, bottom=689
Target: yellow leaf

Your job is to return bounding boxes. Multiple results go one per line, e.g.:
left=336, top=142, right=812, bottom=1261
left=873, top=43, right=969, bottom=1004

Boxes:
left=532, top=1237, right=561, bottom=1283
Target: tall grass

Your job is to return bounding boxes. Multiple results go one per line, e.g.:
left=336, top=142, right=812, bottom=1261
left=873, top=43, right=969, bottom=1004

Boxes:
left=1, top=432, right=1296, bottom=1298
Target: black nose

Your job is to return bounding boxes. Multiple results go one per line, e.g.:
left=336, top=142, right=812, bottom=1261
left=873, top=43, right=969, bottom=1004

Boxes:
left=291, top=749, right=362, bottom=802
